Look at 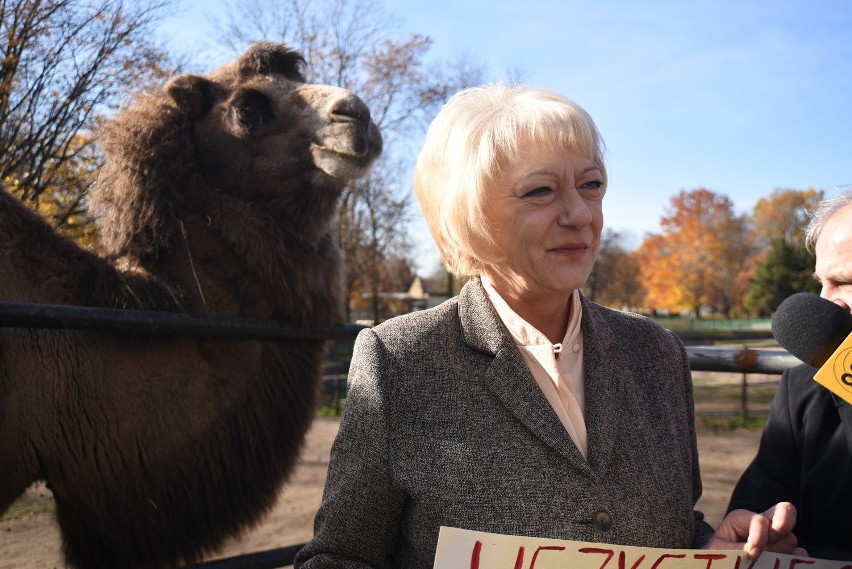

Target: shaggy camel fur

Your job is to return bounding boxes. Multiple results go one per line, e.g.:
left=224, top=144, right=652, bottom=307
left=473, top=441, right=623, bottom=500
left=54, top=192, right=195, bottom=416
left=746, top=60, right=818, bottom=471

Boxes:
left=0, top=42, right=381, bottom=569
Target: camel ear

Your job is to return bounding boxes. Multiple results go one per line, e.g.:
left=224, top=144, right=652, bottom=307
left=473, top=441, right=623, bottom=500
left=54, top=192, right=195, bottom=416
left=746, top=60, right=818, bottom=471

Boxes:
left=165, top=74, right=212, bottom=118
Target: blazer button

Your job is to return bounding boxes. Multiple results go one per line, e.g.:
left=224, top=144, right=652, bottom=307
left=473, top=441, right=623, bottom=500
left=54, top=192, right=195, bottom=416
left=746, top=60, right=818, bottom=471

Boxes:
left=592, top=511, right=612, bottom=532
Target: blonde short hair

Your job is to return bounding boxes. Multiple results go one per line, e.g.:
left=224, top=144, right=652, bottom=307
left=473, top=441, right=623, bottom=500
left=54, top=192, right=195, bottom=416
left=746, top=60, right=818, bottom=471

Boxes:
left=414, top=83, right=607, bottom=276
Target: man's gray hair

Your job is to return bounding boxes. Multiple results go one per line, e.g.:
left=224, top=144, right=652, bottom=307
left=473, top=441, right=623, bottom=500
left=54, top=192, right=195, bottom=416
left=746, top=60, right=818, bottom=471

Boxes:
left=805, top=188, right=852, bottom=252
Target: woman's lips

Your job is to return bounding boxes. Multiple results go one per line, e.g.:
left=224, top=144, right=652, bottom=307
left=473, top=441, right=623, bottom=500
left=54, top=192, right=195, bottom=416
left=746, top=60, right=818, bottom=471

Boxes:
left=548, top=243, right=589, bottom=255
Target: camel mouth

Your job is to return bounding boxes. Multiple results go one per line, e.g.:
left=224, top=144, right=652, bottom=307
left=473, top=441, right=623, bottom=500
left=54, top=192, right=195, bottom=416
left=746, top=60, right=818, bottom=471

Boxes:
left=310, top=119, right=382, bottom=180
left=311, top=145, right=379, bottom=180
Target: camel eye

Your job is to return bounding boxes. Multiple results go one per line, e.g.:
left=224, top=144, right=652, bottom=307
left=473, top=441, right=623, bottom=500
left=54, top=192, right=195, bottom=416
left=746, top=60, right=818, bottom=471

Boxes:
left=228, top=88, right=273, bottom=132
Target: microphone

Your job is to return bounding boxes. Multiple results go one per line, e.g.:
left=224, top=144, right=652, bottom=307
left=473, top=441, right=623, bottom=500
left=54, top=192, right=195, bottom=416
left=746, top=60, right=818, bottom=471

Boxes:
left=772, top=292, right=852, bottom=403
left=772, top=292, right=852, bottom=367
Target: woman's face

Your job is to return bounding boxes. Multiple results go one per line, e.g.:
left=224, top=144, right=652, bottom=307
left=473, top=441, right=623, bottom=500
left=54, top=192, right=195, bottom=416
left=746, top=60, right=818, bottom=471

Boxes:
left=481, top=144, right=605, bottom=304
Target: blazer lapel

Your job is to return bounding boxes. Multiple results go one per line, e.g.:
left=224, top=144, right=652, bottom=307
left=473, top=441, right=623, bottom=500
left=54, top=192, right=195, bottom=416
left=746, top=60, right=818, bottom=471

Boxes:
left=579, top=297, right=623, bottom=475
left=458, top=278, right=591, bottom=470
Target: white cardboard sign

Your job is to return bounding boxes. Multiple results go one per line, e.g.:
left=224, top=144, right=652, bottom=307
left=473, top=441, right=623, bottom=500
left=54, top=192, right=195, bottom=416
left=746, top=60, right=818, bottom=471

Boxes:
left=433, top=527, right=851, bottom=569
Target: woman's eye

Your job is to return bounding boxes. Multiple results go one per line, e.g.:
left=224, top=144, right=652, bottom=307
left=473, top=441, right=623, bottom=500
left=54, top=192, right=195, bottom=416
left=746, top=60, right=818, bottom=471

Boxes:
left=523, top=186, right=552, bottom=198
left=580, top=180, right=604, bottom=193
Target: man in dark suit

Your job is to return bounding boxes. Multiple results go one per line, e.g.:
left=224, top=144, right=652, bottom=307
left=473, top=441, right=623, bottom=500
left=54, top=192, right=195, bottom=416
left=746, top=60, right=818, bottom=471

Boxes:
left=728, top=192, right=852, bottom=560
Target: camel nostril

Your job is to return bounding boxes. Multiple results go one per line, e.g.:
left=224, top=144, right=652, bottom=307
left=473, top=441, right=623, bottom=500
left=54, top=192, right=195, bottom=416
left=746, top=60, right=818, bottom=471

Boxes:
left=329, top=96, right=370, bottom=124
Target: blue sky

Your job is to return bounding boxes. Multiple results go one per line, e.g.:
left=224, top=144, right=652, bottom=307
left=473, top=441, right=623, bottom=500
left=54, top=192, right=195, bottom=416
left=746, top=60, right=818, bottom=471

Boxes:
left=155, top=0, right=852, bottom=273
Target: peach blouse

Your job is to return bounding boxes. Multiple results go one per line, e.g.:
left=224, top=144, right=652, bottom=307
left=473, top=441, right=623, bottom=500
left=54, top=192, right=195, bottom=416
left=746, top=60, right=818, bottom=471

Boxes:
left=481, top=278, right=588, bottom=458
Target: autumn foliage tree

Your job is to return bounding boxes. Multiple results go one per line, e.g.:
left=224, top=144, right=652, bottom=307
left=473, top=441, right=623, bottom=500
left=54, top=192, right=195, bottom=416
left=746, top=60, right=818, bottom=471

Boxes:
left=638, top=189, right=750, bottom=317
left=215, top=0, right=483, bottom=321
left=751, top=188, right=824, bottom=248
left=744, top=188, right=823, bottom=315
left=585, top=229, right=645, bottom=310
left=637, top=233, right=682, bottom=314
left=5, top=132, right=102, bottom=247
left=0, top=0, right=172, bottom=236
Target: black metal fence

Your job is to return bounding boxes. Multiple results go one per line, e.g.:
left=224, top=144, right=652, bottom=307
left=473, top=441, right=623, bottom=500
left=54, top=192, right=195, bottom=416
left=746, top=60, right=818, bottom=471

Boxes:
left=0, top=302, right=803, bottom=569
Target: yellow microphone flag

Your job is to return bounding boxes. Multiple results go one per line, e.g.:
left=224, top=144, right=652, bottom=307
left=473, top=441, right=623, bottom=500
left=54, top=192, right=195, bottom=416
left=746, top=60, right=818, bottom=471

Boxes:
left=813, top=330, right=852, bottom=404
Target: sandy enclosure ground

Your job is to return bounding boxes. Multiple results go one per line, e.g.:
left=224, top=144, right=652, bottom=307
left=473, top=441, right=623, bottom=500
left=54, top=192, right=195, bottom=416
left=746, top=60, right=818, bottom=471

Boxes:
left=0, top=417, right=761, bottom=569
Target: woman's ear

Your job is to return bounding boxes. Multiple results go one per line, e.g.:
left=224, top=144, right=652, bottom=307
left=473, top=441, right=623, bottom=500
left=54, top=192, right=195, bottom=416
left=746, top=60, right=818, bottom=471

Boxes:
left=165, top=74, right=212, bottom=119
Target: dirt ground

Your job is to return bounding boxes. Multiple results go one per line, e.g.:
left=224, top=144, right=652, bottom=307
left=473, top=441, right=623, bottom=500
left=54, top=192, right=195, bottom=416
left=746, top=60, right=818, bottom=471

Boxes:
left=0, top=418, right=761, bottom=569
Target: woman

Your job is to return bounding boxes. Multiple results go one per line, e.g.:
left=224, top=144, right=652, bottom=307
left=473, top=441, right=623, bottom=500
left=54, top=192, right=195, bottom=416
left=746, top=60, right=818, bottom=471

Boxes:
left=296, top=84, right=801, bottom=568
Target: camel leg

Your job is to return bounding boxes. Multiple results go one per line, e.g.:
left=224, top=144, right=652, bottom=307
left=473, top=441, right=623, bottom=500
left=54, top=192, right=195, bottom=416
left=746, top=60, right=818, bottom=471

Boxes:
left=0, top=422, right=35, bottom=513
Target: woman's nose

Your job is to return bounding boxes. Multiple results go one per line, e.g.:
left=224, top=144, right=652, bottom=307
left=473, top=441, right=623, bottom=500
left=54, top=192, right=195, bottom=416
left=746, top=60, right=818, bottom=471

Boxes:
left=557, top=188, right=592, bottom=227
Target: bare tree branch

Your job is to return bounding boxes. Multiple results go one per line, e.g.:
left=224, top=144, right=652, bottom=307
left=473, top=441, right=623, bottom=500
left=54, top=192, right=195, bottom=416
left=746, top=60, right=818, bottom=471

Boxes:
left=0, top=0, right=174, bottom=206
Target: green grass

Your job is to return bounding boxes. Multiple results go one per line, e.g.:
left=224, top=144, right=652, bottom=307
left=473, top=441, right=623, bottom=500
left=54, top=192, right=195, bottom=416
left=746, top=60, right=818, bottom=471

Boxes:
left=1, top=490, right=55, bottom=522
left=316, top=400, right=346, bottom=417
left=696, top=415, right=767, bottom=432
left=692, top=382, right=777, bottom=405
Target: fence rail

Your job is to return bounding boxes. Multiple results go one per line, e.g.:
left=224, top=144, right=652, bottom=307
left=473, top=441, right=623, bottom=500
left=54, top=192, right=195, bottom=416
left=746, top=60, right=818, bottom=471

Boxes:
left=686, top=345, right=799, bottom=373
left=0, top=302, right=803, bottom=569
left=0, top=301, right=364, bottom=341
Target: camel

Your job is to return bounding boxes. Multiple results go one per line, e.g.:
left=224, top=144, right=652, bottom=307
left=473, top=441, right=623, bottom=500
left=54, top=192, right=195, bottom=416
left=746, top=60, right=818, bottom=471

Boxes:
left=0, top=42, right=382, bottom=569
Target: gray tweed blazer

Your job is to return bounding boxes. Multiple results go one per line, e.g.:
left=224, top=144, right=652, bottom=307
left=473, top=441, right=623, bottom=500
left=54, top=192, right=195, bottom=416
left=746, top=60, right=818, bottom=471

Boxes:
left=296, top=278, right=714, bottom=569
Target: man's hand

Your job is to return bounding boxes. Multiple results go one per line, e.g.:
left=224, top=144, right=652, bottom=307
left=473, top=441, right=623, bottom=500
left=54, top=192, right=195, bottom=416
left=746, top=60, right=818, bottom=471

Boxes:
left=704, top=502, right=808, bottom=558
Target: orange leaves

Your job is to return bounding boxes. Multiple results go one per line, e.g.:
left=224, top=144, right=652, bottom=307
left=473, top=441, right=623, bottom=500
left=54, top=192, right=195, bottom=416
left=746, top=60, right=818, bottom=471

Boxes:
left=638, top=233, right=683, bottom=313
left=587, top=229, right=645, bottom=310
left=751, top=188, right=823, bottom=248
left=638, top=189, right=749, bottom=317
left=632, top=187, right=825, bottom=317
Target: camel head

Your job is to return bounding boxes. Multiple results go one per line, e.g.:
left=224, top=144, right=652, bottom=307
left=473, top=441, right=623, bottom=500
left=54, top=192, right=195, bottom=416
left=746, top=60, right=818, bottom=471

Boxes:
left=166, top=42, right=383, bottom=196
left=93, top=42, right=383, bottom=263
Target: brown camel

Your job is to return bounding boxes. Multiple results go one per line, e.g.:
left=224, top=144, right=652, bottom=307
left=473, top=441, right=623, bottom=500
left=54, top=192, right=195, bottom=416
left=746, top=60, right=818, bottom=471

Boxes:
left=0, top=42, right=381, bottom=569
